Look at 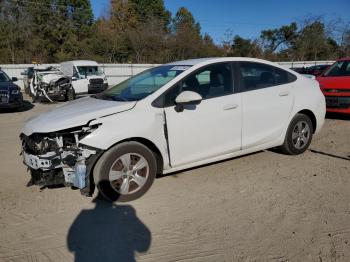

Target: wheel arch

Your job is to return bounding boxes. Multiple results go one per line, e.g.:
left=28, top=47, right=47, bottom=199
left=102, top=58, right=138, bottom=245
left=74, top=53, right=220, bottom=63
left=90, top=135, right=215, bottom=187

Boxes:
left=297, top=109, right=317, bottom=133
left=88, top=137, right=165, bottom=196
left=105, top=137, right=164, bottom=175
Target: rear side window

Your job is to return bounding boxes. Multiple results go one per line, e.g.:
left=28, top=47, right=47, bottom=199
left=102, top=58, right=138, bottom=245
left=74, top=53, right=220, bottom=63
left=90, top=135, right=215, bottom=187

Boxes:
left=275, top=67, right=297, bottom=85
left=240, top=62, right=296, bottom=91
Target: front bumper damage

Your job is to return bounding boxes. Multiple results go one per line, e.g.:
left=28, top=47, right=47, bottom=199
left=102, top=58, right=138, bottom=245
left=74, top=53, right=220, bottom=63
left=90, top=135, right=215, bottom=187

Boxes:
left=20, top=125, right=103, bottom=196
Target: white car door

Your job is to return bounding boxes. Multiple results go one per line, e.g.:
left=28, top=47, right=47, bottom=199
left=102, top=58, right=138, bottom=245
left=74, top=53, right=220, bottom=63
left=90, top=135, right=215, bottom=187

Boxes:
left=72, top=78, right=89, bottom=94
left=239, top=62, right=295, bottom=149
left=163, top=62, right=242, bottom=167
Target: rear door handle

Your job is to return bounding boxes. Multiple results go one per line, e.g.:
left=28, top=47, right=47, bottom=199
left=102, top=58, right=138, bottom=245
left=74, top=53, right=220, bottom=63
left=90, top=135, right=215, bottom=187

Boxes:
left=223, top=104, right=238, bottom=110
left=279, top=91, right=289, bottom=97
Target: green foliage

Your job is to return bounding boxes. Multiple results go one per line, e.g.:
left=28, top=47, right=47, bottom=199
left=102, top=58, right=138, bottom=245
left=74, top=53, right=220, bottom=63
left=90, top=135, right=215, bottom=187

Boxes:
left=170, top=7, right=203, bottom=60
left=0, top=0, right=94, bottom=63
left=228, top=35, right=261, bottom=57
left=131, top=0, right=171, bottom=29
left=261, top=22, right=298, bottom=53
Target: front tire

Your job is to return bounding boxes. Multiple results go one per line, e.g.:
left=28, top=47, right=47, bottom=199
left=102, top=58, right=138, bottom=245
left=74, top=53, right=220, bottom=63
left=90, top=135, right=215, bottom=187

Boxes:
left=66, top=88, right=75, bottom=101
left=279, top=113, right=313, bottom=155
left=93, top=142, right=157, bottom=202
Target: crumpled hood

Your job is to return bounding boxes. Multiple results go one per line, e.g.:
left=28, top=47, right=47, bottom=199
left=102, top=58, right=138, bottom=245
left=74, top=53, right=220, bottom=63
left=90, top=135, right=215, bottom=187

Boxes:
left=41, top=73, right=63, bottom=84
left=22, top=96, right=136, bottom=136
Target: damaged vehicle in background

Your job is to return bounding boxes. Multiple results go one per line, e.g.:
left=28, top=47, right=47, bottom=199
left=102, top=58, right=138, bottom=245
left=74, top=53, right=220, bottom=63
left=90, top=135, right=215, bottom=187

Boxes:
left=20, top=57, right=326, bottom=202
left=27, top=66, right=75, bottom=102
left=60, top=60, right=108, bottom=95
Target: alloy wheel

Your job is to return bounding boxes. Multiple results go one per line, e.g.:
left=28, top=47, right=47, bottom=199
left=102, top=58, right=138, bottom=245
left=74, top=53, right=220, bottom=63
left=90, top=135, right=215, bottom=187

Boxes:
left=292, top=121, right=311, bottom=150
left=109, top=153, right=149, bottom=195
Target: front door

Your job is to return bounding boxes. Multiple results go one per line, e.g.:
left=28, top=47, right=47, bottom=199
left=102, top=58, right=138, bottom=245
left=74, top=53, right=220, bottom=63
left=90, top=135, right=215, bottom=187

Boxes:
left=164, top=62, right=242, bottom=167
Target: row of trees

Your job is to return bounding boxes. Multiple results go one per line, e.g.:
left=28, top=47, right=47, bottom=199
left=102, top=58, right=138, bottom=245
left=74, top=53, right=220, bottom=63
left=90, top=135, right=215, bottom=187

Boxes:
left=227, top=18, right=350, bottom=61
left=92, top=0, right=222, bottom=63
left=0, top=0, right=349, bottom=64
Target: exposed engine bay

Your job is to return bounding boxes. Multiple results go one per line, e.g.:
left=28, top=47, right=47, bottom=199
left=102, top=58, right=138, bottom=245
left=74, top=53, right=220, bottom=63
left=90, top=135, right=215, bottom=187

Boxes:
left=20, top=125, right=102, bottom=196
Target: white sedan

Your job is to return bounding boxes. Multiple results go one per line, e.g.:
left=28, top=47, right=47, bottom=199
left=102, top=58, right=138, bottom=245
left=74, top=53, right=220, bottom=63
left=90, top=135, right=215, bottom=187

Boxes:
left=20, top=58, right=326, bottom=202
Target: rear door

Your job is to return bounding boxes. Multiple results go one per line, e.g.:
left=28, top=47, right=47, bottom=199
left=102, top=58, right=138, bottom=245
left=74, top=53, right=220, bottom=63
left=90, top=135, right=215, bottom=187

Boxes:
left=239, top=62, right=296, bottom=149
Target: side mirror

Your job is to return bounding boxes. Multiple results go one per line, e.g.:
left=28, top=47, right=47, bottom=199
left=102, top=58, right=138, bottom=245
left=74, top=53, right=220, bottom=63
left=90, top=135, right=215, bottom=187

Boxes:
left=175, top=91, right=202, bottom=112
left=12, top=77, right=18, bottom=82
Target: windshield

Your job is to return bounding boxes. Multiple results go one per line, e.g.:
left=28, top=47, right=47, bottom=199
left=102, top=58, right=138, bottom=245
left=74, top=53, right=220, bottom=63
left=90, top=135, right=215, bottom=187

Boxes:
left=0, top=71, right=10, bottom=82
left=96, top=65, right=191, bottom=101
left=77, top=66, right=104, bottom=76
left=323, top=61, right=350, bottom=77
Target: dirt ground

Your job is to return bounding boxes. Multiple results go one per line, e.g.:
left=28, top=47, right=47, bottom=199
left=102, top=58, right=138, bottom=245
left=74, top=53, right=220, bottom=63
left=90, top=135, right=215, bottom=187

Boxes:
left=0, top=97, right=349, bottom=262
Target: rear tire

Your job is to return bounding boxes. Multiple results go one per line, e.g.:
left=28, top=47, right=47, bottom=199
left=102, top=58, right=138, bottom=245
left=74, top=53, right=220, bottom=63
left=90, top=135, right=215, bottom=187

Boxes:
left=93, top=142, right=157, bottom=202
left=279, top=113, right=313, bottom=155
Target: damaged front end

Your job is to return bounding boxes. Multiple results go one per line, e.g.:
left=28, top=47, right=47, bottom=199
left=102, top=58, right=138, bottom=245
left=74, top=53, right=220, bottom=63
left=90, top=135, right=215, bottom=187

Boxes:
left=20, top=125, right=102, bottom=196
left=29, top=67, right=74, bottom=103
left=37, top=77, right=73, bottom=102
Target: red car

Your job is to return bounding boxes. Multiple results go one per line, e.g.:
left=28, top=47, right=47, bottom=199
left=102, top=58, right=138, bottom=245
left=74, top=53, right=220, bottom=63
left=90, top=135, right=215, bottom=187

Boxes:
left=317, top=57, right=350, bottom=114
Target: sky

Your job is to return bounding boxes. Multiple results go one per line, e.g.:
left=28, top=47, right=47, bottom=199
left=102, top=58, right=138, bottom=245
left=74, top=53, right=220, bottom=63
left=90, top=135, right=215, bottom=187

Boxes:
left=90, top=0, right=350, bottom=43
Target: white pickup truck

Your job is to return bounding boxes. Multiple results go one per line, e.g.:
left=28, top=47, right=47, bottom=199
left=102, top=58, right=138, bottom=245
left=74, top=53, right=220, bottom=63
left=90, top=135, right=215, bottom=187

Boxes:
left=60, top=60, right=108, bottom=95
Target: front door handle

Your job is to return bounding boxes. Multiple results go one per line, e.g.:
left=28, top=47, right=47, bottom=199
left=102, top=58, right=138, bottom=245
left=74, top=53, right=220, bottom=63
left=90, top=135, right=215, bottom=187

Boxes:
left=279, top=91, right=290, bottom=97
left=223, top=104, right=238, bottom=110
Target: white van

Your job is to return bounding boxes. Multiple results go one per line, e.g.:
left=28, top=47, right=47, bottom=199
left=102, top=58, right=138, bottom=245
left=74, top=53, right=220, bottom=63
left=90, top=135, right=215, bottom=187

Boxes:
left=60, top=60, right=108, bottom=95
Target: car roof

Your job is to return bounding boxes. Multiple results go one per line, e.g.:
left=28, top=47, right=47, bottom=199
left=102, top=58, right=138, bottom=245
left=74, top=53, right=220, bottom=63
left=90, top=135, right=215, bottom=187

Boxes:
left=34, top=66, right=59, bottom=72
left=61, top=60, right=98, bottom=66
left=166, top=57, right=282, bottom=66
left=167, top=58, right=217, bottom=66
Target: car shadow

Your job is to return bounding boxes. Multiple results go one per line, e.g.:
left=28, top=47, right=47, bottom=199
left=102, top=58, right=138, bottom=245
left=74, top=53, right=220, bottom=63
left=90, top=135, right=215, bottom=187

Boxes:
left=309, top=149, right=350, bottom=161
left=18, top=100, right=35, bottom=112
left=67, top=195, right=151, bottom=262
left=0, top=100, right=34, bottom=113
left=326, top=112, right=350, bottom=121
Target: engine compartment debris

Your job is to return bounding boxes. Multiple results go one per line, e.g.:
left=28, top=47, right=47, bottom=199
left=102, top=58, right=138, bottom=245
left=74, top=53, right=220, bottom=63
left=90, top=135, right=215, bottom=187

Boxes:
left=21, top=125, right=101, bottom=195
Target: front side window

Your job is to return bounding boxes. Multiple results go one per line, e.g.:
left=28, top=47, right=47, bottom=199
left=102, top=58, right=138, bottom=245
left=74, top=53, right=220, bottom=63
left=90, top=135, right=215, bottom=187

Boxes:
left=323, top=61, right=350, bottom=77
left=163, top=63, right=233, bottom=106
left=0, top=71, right=10, bottom=82
left=240, top=62, right=296, bottom=91
left=97, top=65, right=190, bottom=101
